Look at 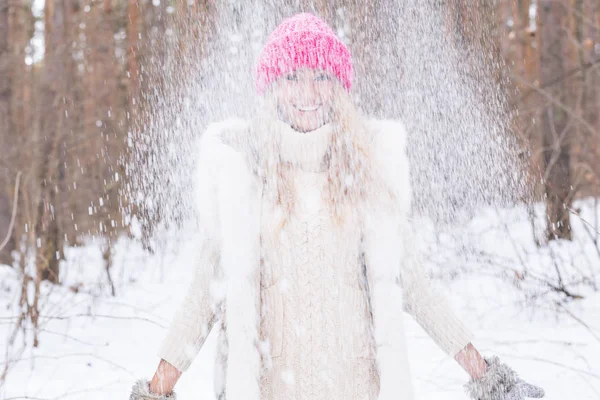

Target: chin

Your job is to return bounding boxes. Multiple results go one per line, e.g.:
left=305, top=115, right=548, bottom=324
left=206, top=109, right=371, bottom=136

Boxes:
left=293, top=117, right=327, bottom=133
left=295, top=123, right=321, bottom=133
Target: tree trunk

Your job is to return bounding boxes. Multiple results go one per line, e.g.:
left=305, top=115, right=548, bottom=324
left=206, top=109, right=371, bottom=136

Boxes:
left=127, top=0, right=140, bottom=112
left=0, top=1, right=10, bottom=145
left=36, top=0, right=70, bottom=283
left=0, top=1, right=12, bottom=264
left=539, top=0, right=572, bottom=240
left=1, top=1, right=33, bottom=265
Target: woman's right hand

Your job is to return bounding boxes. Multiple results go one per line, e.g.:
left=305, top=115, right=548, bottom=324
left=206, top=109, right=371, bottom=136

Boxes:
left=130, top=359, right=182, bottom=399
left=464, top=355, right=545, bottom=400
left=149, top=359, right=182, bottom=395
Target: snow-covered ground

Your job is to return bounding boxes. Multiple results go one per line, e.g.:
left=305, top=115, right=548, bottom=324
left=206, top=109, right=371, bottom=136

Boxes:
left=1, top=200, right=599, bottom=399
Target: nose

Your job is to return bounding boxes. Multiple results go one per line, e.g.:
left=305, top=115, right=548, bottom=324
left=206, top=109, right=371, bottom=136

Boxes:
left=296, top=76, right=318, bottom=104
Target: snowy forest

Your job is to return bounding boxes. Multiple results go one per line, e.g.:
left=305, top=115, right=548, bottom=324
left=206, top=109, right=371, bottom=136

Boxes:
left=1, top=1, right=600, bottom=399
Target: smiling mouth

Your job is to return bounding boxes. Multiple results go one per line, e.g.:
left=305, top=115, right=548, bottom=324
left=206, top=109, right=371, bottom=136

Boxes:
left=294, top=105, right=321, bottom=112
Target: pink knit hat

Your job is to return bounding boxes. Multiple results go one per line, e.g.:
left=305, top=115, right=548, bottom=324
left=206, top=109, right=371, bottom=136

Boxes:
left=255, top=13, right=353, bottom=95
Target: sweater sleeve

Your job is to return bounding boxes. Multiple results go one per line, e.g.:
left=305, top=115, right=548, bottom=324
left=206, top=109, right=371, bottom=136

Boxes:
left=398, top=227, right=474, bottom=357
left=156, top=239, right=220, bottom=372
left=156, top=125, right=227, bottom=372
left=369, top=118, right=474, bottom=358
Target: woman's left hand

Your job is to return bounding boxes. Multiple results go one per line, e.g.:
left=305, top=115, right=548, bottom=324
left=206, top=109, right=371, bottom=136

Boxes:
left=504, top=378, right=546, bottom=399
left=464, top=355, right=545, bottom=400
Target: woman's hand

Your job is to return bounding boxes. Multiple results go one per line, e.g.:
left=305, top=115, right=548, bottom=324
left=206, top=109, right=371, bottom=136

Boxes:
left=454, top=342, right=488, bottom=379
left=455, top=343, right=544, bottom=399
left=150, top=359, right=182, bottom=395
left=129, top=359, right=181, bottom=400
left=463, top=355, right=545, bottom=400
left=129, top=379, right=176, bottom=400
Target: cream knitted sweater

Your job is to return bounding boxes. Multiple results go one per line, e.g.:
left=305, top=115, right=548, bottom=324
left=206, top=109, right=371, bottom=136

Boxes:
left=157, top=121, right=474, bottom=400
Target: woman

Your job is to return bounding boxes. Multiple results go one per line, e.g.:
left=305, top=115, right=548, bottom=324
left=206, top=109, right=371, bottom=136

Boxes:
left=130, top=13, right=545, bottom=400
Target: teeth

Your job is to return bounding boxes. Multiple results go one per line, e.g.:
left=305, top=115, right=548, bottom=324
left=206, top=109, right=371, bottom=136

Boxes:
left=296, top=105, right=320, bottom=112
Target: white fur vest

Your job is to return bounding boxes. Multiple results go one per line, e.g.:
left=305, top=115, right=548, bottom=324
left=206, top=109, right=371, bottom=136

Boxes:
left=200, top=116, right=412, bottom=400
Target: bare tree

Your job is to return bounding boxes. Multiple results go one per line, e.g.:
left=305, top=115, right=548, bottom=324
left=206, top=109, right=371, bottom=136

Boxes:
left=538, top=0, right=573, bottom=240
left=0, top=0, right=33, bottom=265
left=128, top=0, right=140, bottom=112
left=35, top=0, right=74, bottom=284
left=0, top=0, right=12, bottom=265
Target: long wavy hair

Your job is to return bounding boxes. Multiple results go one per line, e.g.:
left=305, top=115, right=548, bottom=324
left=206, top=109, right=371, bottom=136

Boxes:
left=249, top=82, right=377, bottom=232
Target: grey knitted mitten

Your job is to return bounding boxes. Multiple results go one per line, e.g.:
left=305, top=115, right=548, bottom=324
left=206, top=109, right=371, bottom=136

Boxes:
left=129, top=379, right=177, bottom=400
left=464, top=356, right=545, bottom=400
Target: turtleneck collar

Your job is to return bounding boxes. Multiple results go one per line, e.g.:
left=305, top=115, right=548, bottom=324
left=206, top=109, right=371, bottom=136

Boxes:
left=273, top=119, right=333, bottom=173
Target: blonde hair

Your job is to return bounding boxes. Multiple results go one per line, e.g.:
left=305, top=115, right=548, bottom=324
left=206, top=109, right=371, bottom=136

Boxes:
left=252, top=82, right=376, bottom=232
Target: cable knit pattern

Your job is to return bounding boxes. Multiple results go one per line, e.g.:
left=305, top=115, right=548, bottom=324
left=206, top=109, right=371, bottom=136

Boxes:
left=261, top=122, right=378, bottom=400
left=156, top=118, right=475, bottom=400
left=259, top=165, right=378, bottom=400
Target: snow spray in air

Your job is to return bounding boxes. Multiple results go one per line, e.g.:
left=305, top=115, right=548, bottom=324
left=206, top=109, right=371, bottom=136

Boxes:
left=125, top=1, right=527, bottom=254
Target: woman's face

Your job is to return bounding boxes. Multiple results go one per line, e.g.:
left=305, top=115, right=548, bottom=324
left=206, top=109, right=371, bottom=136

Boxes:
left=274, top=68, right=335, bottom=133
